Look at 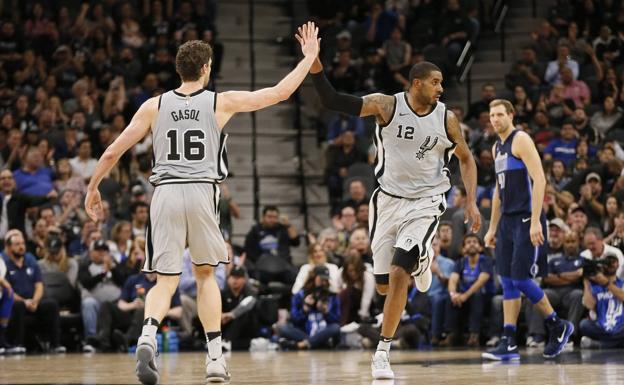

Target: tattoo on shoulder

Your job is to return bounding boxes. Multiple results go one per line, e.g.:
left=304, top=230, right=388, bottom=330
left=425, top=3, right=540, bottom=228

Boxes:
left=363, top=94, right=395, bottom=124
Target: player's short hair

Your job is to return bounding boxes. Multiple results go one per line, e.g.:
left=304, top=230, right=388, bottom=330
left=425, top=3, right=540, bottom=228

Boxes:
left=175, top=40, right=213, bottom=82
left=408, top=61, right=441, bottom=84
left=489, top=99, right=515, bottom=115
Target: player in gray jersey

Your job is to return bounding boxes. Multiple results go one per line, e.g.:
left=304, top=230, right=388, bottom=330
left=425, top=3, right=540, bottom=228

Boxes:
left=85, top=22, right=320, bottom=385
left=305, top=39, right=480, bottom=379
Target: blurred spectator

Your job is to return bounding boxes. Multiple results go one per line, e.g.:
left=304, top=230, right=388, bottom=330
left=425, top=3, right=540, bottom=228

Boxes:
left=382, top=27, right=411, bottom=72
left=526, top=231, right=584, bottom=347
left=37, top=229, right=78, bottom=288
left=292, top=243, right=340, bottom=295
left=467, top=84, right=496, bottom=122
left=510, top=85, right=535, bottom=125
left=79, top=240, right=123, bottom=351
left=130, top=201, right=149, bottom=238
left=244, top=206, right=300, bottom=285
left=545, top=44, right=580, bottom=85
left=580, top=255, right=624, bottom=348
left=114, top=236, right=144, bottom=286
left=346, top=227, right=372, bottom=265
left=27, top=218, right=47, bottom=257
left=439, top=0, right=472, bottom=64
left=221, top=266, right=258, bottom=351
left=441, top=234, right=494, bottom=347
left=590, top=96, right=623, bottom=139
left=548, top=159, right=571, bottom=192
left=579, top=173, right=605, bottom=226
left=428, top=237, right=454, bottom=345
left=437, top=221, right=454, bottom=259
left=592, top=26, right=621, bottom=64
left=355, top=202, right=369, bottom=231
left=531, top=20, right=558, bottom=62
left=581, top=227, right=624, bottom=279
left=3, top=230, right=64, bottom=353
left=326, top=113, right=365, bottom=146
left=278, top=265, right=341, bottom=350
left=360, top=47, right=393, bottom=94
left=13, top=147, right=55, bottom=196
left=338, top=253, right=374, bottom=325
left=603, top=196, right=620, bottom=236
left=560, top=67, right=590, bottom=108
left=344, top=179, right=368, bottom=210
left=569, top=206, right=589, bottom=235
left=69, top=139, right=97, bottom=181
left=317, top=228, right=343, bottom=267
left=333, top=205, right=358, bottom=256
left=548, top=0, right=574, bottom=34
left=572, top=108, right=597, bottom=145
left=0, top=168, right=54, bottom=240
left=92, top=272, right=181, bottom=352
left=107, top=221, right=132, bottom=265
left=605, top=210, right=624, bottom=255
left=543, top=121, right=578, bottom=166
left=218, top=184, right=240, bottom=241
left=365, top=3, right=399, bottom=46
left=328, top=50, right=358, bottom=94
left=0, top=255, right=13, bottom=353
left=542, top=84, right=575, bottom=127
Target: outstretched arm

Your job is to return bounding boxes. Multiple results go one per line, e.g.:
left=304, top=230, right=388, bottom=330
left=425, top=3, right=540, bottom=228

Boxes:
left=447, top=110, right=480, bottom=233
left=215, top=22, right=319, bottom=128
left=85, top=97, right=157, bottom=221
left=309, top=56, right=395, bottom=125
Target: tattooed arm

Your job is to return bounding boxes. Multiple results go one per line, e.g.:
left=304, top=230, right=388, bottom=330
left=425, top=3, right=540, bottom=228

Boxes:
left=310, top=56, right=394, bottom=124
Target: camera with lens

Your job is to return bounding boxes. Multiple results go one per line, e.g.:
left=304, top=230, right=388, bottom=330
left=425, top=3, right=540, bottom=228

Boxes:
left=46, top=231, right=64, bottom=255
left=311, top=286, right=330, bottom=305
left=583, top=255, right=618, bottom=277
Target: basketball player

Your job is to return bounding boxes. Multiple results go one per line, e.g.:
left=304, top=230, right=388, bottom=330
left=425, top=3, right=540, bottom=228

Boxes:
left=303, top=39, right=481, bottom=379
left=85, top=22, right=320, bottom=384
left=482, top=99, right=574, bottom=361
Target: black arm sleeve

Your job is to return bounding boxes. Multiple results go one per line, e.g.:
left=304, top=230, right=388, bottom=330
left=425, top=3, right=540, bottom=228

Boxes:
left=311, top=71, right=363, bottom=115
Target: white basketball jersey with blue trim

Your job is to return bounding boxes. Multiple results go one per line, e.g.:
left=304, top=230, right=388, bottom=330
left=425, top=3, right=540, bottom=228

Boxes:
left=373, top=92, right=456, bottom=199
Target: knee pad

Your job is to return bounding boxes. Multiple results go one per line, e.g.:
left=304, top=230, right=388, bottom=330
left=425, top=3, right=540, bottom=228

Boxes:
left=501, top=277, right=521, bottom=300
left=391, top=246, right=420, bottom=274
left=512, top=278, right=544, bottom=304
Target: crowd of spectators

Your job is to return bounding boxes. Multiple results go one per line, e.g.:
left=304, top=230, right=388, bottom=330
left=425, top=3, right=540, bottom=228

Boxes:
left=1, top=0, right=624, bottom=357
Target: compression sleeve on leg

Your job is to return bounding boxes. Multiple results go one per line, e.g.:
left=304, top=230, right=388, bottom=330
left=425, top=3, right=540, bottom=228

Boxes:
left=501, top=277, right=521, bottom=300
left=512, top=278, right=545, bottom=304
left=311, top=71, right=363, bottom=115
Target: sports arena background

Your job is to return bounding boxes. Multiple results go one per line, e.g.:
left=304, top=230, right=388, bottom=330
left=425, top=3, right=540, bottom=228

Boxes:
left=0, top=0, right=623, bottom=356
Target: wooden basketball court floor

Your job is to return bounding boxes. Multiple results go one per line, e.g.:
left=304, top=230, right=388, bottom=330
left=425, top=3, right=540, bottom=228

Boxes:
left=1, top=349, right=623, bottom=385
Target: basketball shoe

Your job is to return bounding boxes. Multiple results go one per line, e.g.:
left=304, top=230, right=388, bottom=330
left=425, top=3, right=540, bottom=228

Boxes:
left=206, top=354, right=230, bottom=383
left=411, top=249, right=432, bottom=292
left=481, top=336, right=520, bottom=361
left=136, top=335, right=159, bottom=385
left=371, top=350, right=394, bottom=379
left=543, top=319, right=574, bottom=358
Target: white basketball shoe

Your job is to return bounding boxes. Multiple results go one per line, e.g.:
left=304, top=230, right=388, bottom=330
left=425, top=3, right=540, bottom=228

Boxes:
left=206, top=354, right=230, bottom=383
left=135, top=335, right=159, bottom=385
left=371, top=350, right=394, bottom=380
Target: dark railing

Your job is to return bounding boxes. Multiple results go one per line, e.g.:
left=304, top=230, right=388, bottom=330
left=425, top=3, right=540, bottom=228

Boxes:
left=249, top=0, right=260, bottom=222
left=493, top=0, right=509, bottom=62
left=289, top=0, right=310, bottom=235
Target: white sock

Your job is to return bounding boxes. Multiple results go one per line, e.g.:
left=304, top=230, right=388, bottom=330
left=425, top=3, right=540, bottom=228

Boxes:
left=141, top=318, right=159, bottom=341
left=206, top=332, right=222, bottom=359
left=377, top=337, right=392, bottom=353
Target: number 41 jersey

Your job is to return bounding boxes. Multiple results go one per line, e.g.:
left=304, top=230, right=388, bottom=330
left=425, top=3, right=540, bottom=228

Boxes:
left=149, top=89, right=228, bottom=186
left=374, top=93, right=456, bottom=199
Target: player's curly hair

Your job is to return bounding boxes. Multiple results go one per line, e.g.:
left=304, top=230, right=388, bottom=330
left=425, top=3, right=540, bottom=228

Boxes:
left=175, top=40, right=213, bottom=82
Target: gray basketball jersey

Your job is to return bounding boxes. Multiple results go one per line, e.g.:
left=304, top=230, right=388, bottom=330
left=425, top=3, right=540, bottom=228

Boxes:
left=149, top=89, right=228, bottom=186
left=373, top=92, right=455, bottom=199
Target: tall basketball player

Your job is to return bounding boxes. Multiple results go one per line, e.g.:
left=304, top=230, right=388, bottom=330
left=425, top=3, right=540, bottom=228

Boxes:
left=85, top=22, right=319, bottom=385
left=303, top=37, right=481, bottom=378
left=482, top=99, right=573, bottom=361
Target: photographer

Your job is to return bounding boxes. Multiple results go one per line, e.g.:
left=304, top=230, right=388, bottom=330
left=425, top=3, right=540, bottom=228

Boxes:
left=581, top=227, right=624, bottom=279
left=580, top=255, right=624, bottom=348
left=38, top=228, right=78, bottom=288
left=277, top=265, right=341, bottom=350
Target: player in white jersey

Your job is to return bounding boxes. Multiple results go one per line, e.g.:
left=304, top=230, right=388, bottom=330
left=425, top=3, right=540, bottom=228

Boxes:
left=85, top=22, right=320, bottom=385
left=305, top=44, right=480, bottom=378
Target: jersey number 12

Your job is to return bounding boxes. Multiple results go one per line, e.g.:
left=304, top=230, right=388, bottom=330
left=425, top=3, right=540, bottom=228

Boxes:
left=166, top=129, right=205, bottom=161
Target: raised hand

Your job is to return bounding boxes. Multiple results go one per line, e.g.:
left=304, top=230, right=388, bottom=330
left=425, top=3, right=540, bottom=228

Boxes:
left=294, top=21, right=320, bottom=58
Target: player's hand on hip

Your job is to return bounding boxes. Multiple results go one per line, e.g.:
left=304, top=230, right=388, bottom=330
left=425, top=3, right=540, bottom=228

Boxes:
left=484, top=229, right=496, bottom=248
left=464, top=203, right=481, bottom=233
left=529, top=221, right=544, bottom=246
left=84, top=188, right=103, bottom=222
left=295, top=21, right=320, bottom=58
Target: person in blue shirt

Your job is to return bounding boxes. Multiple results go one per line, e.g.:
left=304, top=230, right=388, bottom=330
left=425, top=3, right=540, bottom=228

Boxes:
left=278, top=265, right=341, bottom=350
left=326, top=113, right=365, bottom=145
left=543, top=121, right=578, bottom=167
left=427, top=237, right=455, bottom=344
left=580, top=255, right=624, bottom=348
left=90, top=272, right=182, bottom=352
left=2, top=229, right=63, bottom=353
left=526, top=231, right=585, bottom=347
left=11, top=147, right=55, bottom=197
left=440, top=234, right=494, bottom=347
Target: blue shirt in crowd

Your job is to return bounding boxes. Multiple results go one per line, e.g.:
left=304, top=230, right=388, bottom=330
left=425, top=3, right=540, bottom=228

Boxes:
left=290, top=289, right=341, bottom=336
left=13, top=167, right=55, bottom=196
left=2, top=252, right=42, bottom=299
left=544, top=138, right=578, bottom=166
left=428, top=254, right=455, bottom=297
left=546, top=254, right=584, bottom=288
left=121, top=273, right=181, bottom=308
left=590, top=279, right=624, bottom=332
left=453, top=254, right=495, bottom=295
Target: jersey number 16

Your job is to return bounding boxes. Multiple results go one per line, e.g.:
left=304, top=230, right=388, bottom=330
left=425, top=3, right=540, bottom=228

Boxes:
left=166, top=129, right=205, bottom=161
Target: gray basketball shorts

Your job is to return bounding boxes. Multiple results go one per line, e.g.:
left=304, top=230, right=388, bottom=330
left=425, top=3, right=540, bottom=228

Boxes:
left=143, top=182, right=229, bottom=275
left=369, top=189, right=446, bottom=279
